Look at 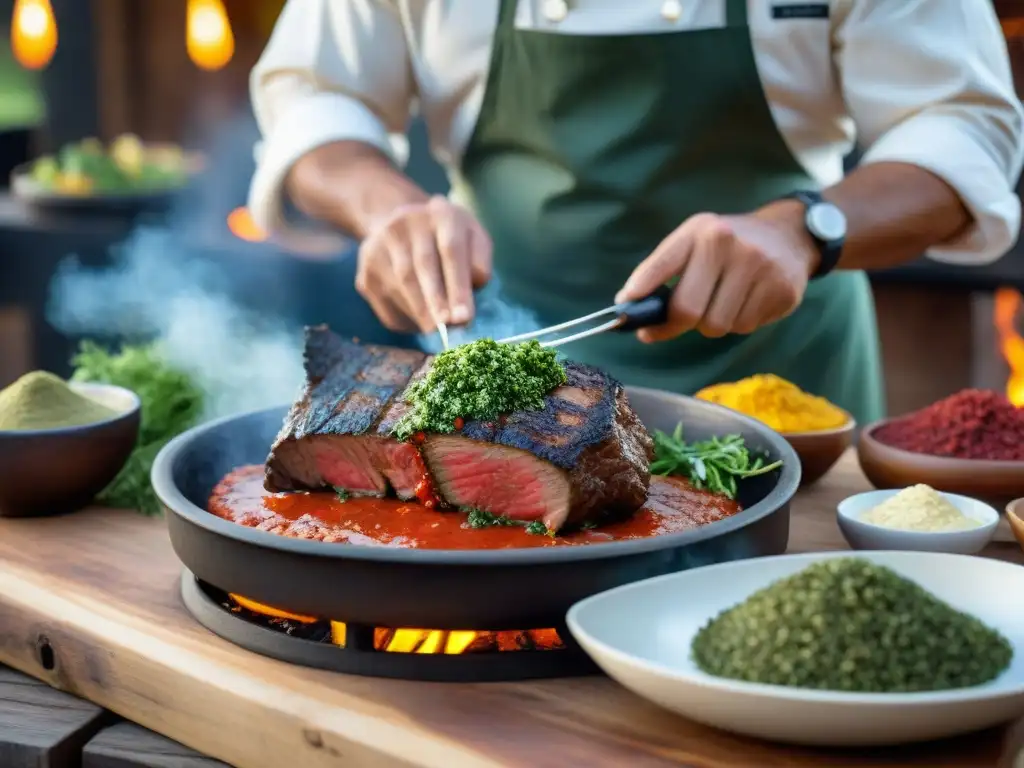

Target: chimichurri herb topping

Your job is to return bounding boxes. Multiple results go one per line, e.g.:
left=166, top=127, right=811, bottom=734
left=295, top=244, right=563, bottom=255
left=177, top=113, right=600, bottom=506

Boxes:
left=692, top=558, right=1013, bottom=692
left=525, top=521, right=551, bottom=536
left=465, top=508, right=516, bottom=529
left=333, top=487, right=349, bottom=503
left=392, top=339, right=567, bottom=440
left=463, top=509, right=553, bottom=536
left=650, top=424, right=781, bottom=499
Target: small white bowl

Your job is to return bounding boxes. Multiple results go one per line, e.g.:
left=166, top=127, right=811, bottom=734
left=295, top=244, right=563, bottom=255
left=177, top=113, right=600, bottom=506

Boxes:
left=837, top=489, right=999, bottom=555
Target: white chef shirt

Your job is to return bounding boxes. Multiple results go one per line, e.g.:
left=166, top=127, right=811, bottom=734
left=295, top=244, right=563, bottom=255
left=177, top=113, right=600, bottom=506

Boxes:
left=249, top=0, right=1024, bottom=266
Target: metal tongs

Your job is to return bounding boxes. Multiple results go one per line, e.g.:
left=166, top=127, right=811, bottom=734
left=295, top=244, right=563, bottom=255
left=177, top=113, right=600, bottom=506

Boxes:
left=497, top=284, right=672, bottom=348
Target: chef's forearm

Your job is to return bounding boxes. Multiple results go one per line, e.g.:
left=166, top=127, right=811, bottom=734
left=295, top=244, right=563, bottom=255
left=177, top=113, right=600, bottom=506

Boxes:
left=287, top=141, right=429, bottom=239
left=758, top=161, right=973, bottom=273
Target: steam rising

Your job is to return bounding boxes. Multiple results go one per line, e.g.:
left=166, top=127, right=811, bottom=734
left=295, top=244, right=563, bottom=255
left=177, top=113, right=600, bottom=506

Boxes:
left=43, top=112, right=541, bottom=418
left=46, top=226, right=541, bottom=421
left=416, top=277, right=543, bottom=354
left=47, top=224, right=305, bottom=419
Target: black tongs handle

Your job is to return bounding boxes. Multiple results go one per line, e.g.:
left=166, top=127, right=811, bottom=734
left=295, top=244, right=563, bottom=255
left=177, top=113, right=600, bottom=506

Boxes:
left=614, top=284, right=672, bottom=332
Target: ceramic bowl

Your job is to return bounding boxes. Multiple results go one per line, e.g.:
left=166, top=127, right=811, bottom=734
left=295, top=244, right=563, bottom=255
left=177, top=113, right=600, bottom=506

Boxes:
left=1008, top=499, right=1024, bottom=555
left=837, top=489, right=999, bottom=555
left=782, top=413, right=856, bottom=487
left=0, top=383, right=141, bottom=517
left=566, top=550, right=1024, bottom=747
left=857, top=420, right=1024, bottom=505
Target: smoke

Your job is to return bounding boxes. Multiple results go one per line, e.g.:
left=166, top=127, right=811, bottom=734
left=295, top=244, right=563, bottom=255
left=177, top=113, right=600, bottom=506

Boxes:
left=416, top=277, right=543, bottom=354
left=47, top=224, right=305, bottom=419
left=42, top=110, right=541, bottom=419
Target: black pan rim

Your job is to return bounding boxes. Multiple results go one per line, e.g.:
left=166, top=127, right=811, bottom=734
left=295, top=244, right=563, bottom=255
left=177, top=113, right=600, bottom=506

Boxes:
left=152, top=386, right=801, bottom=567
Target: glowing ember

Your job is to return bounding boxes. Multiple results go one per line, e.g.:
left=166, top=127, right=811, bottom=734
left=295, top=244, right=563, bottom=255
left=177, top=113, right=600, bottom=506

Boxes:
left=186, top=0, right=234, bottom=71
left=228, top=594, right=563, bottom=654
left=10, top=0, right=57, bottom=70
left=994, top=287, right=1024, bottom=407
left=226, top=206, right=268, bottom=242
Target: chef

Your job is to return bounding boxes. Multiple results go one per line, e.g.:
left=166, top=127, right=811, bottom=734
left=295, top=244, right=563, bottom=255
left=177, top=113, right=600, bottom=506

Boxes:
left=247, top=0, right=1024, bottom=424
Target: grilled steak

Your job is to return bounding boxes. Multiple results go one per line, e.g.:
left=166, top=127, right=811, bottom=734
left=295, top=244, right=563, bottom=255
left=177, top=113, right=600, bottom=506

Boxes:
left=264, top=328, right=432, bottom=500
left=265, top=326, right=653, bottom=530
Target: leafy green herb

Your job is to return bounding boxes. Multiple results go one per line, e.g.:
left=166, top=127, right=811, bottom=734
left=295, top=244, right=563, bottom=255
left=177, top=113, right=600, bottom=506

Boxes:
left=465, top=508, right=516, bottom=529
left=333, top=487, right=349, bottom=502
left=692, top=558, right=1013, bottom=692
left=650, top=423, right=781, bottom=499
left=393, top=339, right=566, bottom=440
left=71, top=341, right=203, bottom=515
left=525, top=521, right=550, bottom=536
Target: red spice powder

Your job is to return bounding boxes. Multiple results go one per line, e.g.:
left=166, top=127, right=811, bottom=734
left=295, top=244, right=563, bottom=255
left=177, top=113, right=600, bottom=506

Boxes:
left=872, top=389, right=1024, bottom=461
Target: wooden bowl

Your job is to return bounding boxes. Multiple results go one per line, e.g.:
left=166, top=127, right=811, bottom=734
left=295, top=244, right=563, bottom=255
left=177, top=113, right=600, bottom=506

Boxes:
left=781, top=415, right=856, bottom=487
left=0, top=383, right=141, bottom=517
left=1007, top=499, right=1024, bottom=555
left=857, top=420, right=1024, bottom=505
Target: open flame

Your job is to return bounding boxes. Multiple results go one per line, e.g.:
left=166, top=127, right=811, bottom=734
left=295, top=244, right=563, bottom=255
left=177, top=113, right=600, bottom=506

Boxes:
left=226, top=206, right=268, bottom=242
left=994, top=287, right=1024, bottom=407
left=10, top=0, right=57, bottom=70
left=229, top=594, right=563, bottom=654
left=186, top=0, right=234, bottom=71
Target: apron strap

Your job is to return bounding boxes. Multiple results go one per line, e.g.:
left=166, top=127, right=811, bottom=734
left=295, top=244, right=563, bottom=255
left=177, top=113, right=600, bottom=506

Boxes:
left=725, top=0, right=749, bottom=27
left=497, top=0, right=518, bottom=29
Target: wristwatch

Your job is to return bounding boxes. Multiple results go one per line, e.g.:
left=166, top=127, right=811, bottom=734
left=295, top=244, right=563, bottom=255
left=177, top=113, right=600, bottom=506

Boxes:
left=783, top=190, right=847, bottom=279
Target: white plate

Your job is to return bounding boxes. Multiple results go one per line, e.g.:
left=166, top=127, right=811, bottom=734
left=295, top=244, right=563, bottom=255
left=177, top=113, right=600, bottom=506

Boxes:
left=566, top=550, right=1024, bottom=747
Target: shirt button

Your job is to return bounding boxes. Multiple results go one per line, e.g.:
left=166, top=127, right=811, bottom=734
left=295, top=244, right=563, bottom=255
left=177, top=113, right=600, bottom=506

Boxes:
left=544, top=0, right=569, bottom=23
left=661, top=0, right=682, bottom=21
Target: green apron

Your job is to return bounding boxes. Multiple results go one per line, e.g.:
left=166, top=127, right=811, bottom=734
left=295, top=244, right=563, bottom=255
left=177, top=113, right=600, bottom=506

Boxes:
left=450, top=0, right=885, bottom=424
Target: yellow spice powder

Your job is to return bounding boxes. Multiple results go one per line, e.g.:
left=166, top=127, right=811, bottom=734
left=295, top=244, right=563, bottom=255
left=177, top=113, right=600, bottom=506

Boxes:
left=695, top=374, right=848, bottom=432
left=860, top=485, right=979, bottom=532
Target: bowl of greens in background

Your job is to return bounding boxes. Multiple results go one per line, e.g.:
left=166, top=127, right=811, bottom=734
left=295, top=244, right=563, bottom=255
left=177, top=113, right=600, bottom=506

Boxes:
left=67, top=341, right=204, bottom=515
left=11, top=134, right=202, bottom=213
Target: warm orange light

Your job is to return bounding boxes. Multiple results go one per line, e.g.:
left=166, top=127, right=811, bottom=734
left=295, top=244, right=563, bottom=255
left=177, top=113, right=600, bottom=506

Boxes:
left=186, top=0, right=234, bottom=71
left=11, top=0, right=57, bottom=70
left=229, top=593, right=317, bottom=623
left=226, top=207, right=268, bottom=242
left=230, top=594, right=564, bottom=655
left=993, top=287, right=1024, bottom=407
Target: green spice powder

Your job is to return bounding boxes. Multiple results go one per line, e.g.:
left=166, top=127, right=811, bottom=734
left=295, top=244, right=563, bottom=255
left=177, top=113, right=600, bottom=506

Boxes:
left=393, top=339, right=567, bottom=439
left=0, top=371, right=119, bottom=431
left=691, top=558, right=1013, bottom=693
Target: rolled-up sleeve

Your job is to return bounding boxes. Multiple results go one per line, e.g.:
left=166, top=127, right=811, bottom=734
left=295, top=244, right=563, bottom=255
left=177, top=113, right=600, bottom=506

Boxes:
left=248, top=0, right=414, bottom=233
left=835, top=0, right=1024, bottom=265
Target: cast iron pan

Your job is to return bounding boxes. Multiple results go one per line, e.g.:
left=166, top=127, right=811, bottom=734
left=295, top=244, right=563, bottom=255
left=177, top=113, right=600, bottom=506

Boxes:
left=153, top=388, right=801, bottom=629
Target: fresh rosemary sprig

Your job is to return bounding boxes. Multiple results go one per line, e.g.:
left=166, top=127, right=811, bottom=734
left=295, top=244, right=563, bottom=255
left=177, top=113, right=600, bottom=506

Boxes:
left=650, top=423, right=782, bottom=499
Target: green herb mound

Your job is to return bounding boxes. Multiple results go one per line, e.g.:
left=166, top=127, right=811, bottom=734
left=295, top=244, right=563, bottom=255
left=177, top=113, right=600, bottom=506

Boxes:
left=72, top=341, right=204, bottom=515
left=650, top=425, right=781, bottom=500
left=393, top=339, right=567, bottom=440
left=691, top=558, right=1013, bottom=693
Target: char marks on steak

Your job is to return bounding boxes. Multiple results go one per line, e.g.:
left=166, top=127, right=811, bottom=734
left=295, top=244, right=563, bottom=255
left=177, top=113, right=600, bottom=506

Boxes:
left=265, top=327, right=653, bottom=531
left=421, top=362, right=652, bottom=530
left=265, top=327, right=432, bottom=500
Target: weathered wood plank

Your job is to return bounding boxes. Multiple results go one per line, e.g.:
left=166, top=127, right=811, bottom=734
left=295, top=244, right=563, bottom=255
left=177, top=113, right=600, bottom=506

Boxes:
left=0, top=665, right=109, bottom=768
left=84, top=722, right=229, bottom=768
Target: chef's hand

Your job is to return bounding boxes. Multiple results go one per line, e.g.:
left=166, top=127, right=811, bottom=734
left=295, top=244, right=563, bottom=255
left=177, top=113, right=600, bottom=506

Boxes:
left=614, top=207, right=819, bottom=342
left=355, top=196, right=493, bottom=333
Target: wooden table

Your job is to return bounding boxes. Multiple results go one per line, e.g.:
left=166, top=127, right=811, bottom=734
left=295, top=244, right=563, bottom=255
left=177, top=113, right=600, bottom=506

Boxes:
left=0, top=451, right=1020, bottom=768
left=0, top=664, right=227, bottom=766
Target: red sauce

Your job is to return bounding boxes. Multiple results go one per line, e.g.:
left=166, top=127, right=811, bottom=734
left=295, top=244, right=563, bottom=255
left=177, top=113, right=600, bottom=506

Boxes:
left=208, top=466, right=742, bottom=550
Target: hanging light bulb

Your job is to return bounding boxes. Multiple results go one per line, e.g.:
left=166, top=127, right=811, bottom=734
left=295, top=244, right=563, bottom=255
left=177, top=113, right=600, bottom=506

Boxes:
left=186, top=0, right=235, bottom=71
left=10, top=0, right=57, bottom=70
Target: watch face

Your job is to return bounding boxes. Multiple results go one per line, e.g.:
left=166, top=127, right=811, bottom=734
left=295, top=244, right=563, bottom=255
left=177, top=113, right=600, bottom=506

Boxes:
left=806, top=202, right=847, bottom=242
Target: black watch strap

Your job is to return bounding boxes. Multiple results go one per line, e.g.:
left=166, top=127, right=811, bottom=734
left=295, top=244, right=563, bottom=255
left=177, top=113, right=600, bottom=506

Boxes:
left=784, top=190, right=845, bottom=280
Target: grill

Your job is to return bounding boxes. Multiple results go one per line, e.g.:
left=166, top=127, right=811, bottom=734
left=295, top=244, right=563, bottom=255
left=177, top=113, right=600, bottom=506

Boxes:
left=154, top=388, right=800, bottom=682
